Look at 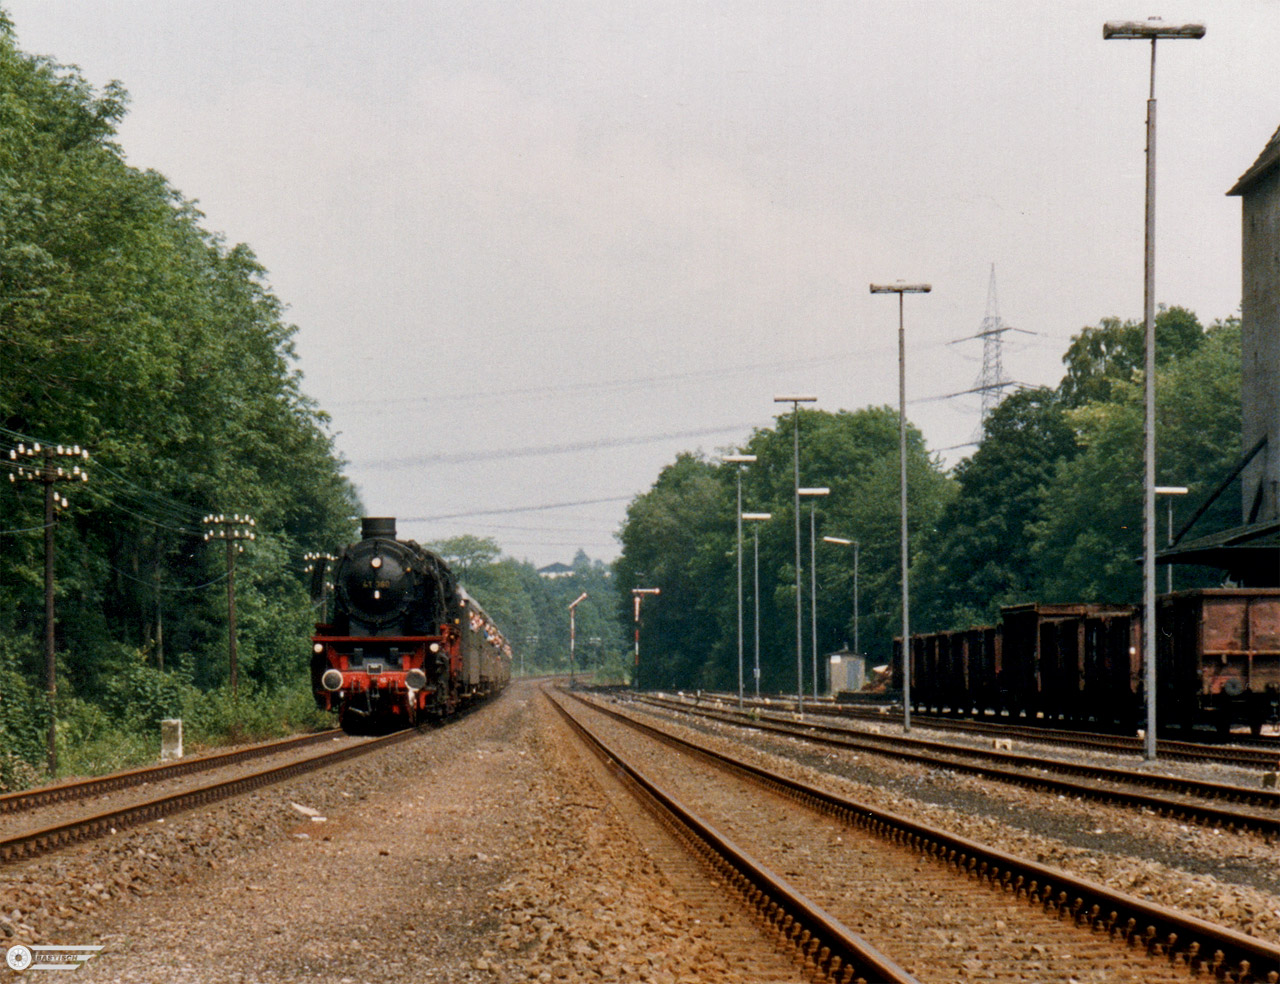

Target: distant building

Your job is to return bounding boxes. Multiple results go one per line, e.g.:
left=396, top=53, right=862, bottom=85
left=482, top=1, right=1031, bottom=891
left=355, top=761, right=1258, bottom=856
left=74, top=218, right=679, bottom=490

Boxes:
left=537, top=562, right=574, bottom=579
left=826, top=649, right=866, bottom=695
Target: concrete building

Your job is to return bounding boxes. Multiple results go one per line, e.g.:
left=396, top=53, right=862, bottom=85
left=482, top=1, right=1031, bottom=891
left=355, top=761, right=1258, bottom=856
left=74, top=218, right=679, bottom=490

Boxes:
left=1165, top=125, right=1280, bottom=586
left=1229, top=124, right=1280, bottom=529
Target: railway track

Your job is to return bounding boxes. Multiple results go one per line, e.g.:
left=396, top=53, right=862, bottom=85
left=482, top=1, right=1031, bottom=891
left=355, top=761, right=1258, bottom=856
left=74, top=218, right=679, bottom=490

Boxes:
left=546, top=687, right=917, bottom=983
left=674, top=691, right=1280, bottom=769
left=557, top=688, right=1280, bottom=983
left=0, top=728, right=417, bottom=866
left=637, top=694, right=1280, bottom=836
left=0, top=729, right=345, bottom=816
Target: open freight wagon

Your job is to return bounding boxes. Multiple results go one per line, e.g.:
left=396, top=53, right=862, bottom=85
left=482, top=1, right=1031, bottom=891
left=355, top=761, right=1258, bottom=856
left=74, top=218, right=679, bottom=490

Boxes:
left=895, top=589, right=1280, bottom=735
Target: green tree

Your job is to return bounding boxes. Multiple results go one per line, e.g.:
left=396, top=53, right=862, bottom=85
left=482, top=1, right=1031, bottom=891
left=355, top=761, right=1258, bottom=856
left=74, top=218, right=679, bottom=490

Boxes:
left=1058, top=306, right=1204, bottom=408
left=0, top=15, right=361, bottom=774
left=429, top=535, right=503, bottom=584
left=1031, top=316, right=1241, bottom=601
left=913, top=388, right=1077, bottom=630
left=616, top=408, right=953, bottom=692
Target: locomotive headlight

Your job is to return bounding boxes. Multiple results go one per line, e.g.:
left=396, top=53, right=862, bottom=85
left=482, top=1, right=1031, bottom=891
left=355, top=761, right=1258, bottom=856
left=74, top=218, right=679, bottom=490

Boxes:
left=371, top=556, right=382, bottom=569
left=321, top=669, right=344, bottom=691
left=405, top=668, right=427, bottom=691
left=429, top=642, right=441, bottom=654
left=313, top=643, right=324, bottom=654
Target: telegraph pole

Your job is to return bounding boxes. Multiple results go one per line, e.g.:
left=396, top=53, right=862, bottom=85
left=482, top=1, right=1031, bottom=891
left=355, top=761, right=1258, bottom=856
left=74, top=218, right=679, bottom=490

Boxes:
left=304, top=552, right=338, bottom=623
left=9, top=443, right=90, bottom=774
left=203, top=514, right=256, bottom=695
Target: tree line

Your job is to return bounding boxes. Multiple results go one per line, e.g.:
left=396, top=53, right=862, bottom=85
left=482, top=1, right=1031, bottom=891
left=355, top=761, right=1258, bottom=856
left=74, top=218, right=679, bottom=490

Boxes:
left=0, top=15, right=361, bottom=783
left=613, top=306, right=1242, bottom=694
left=427, top=536, right=629, bottom=682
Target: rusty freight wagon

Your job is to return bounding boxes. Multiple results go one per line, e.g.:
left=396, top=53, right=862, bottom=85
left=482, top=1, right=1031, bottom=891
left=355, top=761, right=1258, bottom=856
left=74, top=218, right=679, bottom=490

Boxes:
left=1157, top=589, right=1280, bottom=735
left=896, top=590, right=1278, bottom=735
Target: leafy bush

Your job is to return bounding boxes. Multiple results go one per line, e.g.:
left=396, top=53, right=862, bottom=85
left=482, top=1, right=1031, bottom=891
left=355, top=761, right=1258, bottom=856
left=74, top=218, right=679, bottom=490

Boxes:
left=0, top=638, right=48, bottom=786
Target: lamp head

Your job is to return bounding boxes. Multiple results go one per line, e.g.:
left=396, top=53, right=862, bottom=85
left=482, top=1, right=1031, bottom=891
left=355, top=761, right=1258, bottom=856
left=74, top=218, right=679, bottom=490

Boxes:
left=870, top=282, right=931, bottom=294
left=1103, top=18, right=1205, bottom=40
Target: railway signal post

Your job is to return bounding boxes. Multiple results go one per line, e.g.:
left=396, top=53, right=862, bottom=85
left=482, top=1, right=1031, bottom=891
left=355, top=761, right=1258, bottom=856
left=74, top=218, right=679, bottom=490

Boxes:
left=631, top=587, right=660, bottom=688
left=8, top=442, right=90, bottom=774
left=1103, top=16, right=1205, bottom=759
left=569, top=592, right=588, bottom=687
left=203, top=514, right=256, bottom=697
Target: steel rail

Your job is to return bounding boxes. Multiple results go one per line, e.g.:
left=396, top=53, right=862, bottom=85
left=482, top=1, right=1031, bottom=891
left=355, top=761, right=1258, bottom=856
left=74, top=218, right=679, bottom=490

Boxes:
left=671, top=690, right=1280, bottom=768
left=641, top=695, right=1280, bottom=827
left=0, top=728, right=418, bottom=865
left=545, top=687, right=921, bottom=984
left=579, top=691, right=1280, bottom=981
left=0, top=729, right=345, bottom=816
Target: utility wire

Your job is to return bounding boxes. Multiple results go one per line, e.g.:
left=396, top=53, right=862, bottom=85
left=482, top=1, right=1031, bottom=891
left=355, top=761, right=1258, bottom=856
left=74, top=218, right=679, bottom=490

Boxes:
left=106, top=564, right=230, bottom=592
left=358, top=424, right=752, bottom=470
left=401, top=496, right=634, bottom=523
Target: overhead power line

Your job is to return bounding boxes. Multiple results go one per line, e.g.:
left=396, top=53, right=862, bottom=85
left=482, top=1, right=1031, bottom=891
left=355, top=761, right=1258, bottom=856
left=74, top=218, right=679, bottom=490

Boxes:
left=401, top=495, right=634, bottom=523
left=357, top=425, right=753, bottom=470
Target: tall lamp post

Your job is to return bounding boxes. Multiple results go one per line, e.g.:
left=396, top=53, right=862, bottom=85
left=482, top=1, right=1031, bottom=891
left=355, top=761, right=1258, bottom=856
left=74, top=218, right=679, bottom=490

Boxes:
left=823, top=536, right=860, bottom=663
left=1155, top=486, right=1189, bottom=593
left=723, top=454, right=757, bottom=708
left=568, top=591, right=588, bottom=687
left=870, top=282, right=930, bottom=732
left=773, top=394, right=817, bottom=714
left=799, top=487, right=829, bottom=700
left=1104, top=16, right=1204, bottom=761
left=743, top=513, right=772, bottom=699
left=631, top=587, right=660, bottom=688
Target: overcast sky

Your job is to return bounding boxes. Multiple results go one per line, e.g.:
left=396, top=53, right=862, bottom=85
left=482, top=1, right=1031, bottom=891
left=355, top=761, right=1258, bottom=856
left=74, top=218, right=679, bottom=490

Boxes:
left=7, top=1, right=1279, bottom=566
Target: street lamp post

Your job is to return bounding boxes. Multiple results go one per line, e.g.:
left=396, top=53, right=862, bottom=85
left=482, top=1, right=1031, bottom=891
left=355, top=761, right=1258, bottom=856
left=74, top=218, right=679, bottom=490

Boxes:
left=800, top=487, right=829, bottom=700
left=774, top=395, right=817, bottom=714
left=823, top=536, right=860, bottom=662
left=568, top=592, right=588, bottom=687
left=743, top=513, right=772, bottom=699
left=1104, top=16, right=1204, bottom=761
left=870, top=282, right=930, bottom=732
left=1155, top=486, right=1189, bottom=593
left=723, top=454, right=757, bottom=708
left=631, top=587, right=660, bottom=688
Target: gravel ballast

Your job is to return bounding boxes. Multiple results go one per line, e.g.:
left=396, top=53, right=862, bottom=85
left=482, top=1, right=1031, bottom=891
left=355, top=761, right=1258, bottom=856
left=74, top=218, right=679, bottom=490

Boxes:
left=1, top=682, right=801, bottom=982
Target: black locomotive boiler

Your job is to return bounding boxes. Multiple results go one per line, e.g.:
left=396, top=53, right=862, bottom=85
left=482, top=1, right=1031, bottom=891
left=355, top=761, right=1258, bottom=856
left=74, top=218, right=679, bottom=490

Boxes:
left=310, top=517, right=511, bottom=732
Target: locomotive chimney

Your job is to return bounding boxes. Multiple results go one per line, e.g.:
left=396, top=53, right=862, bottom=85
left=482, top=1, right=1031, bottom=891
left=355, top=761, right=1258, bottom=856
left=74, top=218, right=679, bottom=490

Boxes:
left=361, top=517, right=397, bottom=540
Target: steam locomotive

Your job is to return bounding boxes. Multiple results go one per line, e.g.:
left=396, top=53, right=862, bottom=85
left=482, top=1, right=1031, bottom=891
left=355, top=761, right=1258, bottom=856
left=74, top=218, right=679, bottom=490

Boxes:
left=310, top=517, right=511, bottom=733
